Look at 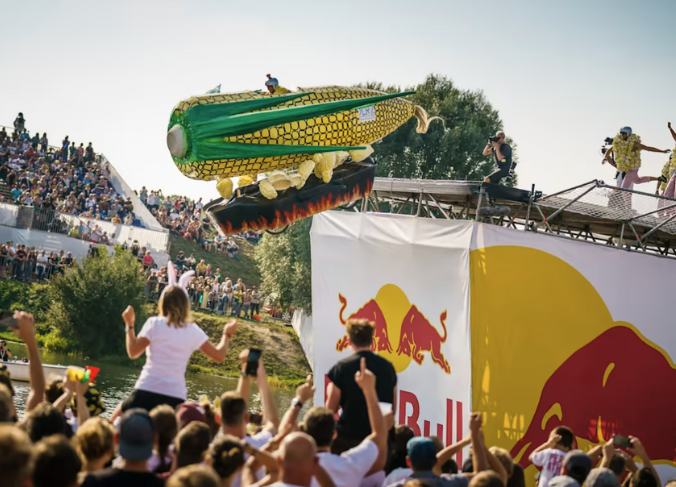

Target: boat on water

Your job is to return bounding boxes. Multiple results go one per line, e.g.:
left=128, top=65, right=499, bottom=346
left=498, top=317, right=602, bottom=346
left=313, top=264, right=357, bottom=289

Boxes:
left=5, top=360, right=69, bottom=382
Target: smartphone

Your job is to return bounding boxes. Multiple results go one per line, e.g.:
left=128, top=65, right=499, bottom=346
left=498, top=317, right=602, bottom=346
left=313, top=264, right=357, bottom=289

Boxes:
left=246, top=348, right=262, bottom=377
left=249, top=412, right=263, bottom=425
left=0, top=311, right=17, bottom=329
left=613, top=435, right=632, bottom=449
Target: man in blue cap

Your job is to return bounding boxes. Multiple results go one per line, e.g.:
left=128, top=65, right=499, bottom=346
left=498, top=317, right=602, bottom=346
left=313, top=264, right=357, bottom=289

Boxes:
left=80, top=408, right=165, bottom=486
left=387, top=437, right=471, bottom=487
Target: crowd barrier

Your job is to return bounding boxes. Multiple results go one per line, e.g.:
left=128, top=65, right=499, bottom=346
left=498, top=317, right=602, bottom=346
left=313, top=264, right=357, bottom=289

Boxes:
left=0, top=203, right=170, bottom=253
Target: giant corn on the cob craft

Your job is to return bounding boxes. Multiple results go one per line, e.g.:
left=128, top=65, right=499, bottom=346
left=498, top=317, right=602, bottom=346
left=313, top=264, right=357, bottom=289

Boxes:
left=166, top=85, right=437, bottom=182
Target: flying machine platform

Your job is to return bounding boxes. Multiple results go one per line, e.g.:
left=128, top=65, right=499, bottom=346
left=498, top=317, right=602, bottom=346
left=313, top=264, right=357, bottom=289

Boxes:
left=355, top=178, right=676, bottom=260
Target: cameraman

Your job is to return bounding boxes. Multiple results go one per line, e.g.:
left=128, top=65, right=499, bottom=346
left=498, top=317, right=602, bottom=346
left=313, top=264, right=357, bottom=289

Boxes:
left=0, top=340, right=12, bottom=361
left=482, top=131, right=514, bottom=184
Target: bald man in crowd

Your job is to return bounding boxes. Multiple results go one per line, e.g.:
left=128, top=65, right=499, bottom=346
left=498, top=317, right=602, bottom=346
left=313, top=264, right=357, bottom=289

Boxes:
left=244, top=432, right=335, bottom=487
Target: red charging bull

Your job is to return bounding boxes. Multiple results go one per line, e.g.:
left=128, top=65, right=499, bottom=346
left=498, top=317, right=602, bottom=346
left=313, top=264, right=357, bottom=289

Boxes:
left=512, top=326, right=676, bottom=466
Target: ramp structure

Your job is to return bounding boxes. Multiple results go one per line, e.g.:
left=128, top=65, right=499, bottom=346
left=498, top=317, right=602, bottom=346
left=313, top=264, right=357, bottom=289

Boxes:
left=348, top=178, right=676, bottom=259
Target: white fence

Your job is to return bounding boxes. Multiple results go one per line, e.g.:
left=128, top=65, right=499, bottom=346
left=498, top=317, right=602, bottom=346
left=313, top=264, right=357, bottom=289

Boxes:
left=0, top=201, right=170, bottom=254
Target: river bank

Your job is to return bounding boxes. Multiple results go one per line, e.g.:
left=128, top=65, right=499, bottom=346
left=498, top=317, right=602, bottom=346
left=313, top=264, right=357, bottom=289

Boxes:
left=8, top=341, right=300, bottom=419
left=2, top=310, right=312, bottom=388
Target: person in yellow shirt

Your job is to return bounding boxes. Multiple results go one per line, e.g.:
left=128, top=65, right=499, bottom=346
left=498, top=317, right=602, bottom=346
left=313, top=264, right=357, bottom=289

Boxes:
left=231, top=284, right=244, bottom=317
left=264, top=74, right=290, bottom=95
left=659, top=122, right=676, bottom=197
left=605, top=126, right=669, bottom=189
left=196, top=259, right=207, bottom=277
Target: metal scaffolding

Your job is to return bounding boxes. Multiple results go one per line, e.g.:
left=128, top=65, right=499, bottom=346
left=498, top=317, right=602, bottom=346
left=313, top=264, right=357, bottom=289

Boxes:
left=341, top=178, right=676, bottom=260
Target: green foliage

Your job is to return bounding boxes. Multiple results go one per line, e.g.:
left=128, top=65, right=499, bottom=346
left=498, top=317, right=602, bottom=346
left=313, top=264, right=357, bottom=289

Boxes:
left=359, top=74, right=518, bottom=185
left=43, top=247, right=147, bottom=358
left=255, top=218, right=312, bottom=313
left=0, top=280, right=51, bottom=336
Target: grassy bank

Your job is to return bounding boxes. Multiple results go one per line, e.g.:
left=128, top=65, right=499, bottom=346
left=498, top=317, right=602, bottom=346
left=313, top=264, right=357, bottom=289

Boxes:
left=1, top=306, right=311, bottom=388
left=188, top=312, right=311, bottom=388
left=168, top=235, right=262, bottom=286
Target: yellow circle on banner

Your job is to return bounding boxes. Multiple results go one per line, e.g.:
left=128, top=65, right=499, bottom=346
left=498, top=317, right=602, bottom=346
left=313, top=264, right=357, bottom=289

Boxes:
left=374, top=284, right=412, bottom=373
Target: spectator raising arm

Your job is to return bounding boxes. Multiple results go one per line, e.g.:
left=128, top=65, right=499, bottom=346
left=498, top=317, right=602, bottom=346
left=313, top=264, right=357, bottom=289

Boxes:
left=436, top=435, right=472, bottom=473
left=471, top=413, right=489, bottom=474
left=122, top=306, right=149, bottom=359
left=628, top=437, right=660, bottom=486
left=354, top=357, right=387, bottom=472
left=14, top=312, right=45, bottom=412
left=600, top=440, right=615, bottom=469
left=237, top=349, right=251, bottom=400
left=278, top=375, right=314, bottom=435
left=199, top=319, right=237, bottom=363
left=256, top=356, right=280, bottom=435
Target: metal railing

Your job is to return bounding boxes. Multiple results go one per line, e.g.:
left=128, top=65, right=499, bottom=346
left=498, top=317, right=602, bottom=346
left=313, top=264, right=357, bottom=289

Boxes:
left=0, top=202, right=169, bottom=252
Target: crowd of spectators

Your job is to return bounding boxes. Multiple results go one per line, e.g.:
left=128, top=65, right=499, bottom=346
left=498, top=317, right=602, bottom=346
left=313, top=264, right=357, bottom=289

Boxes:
left=1, top=312, right=668, bottom=487
left=138, top=187, right=260, bottom=254
left=0, top=241, right=75, bottom=282
left=140, top=249, right=263, bottom=318
left=0, top=114, right=140, bottom=226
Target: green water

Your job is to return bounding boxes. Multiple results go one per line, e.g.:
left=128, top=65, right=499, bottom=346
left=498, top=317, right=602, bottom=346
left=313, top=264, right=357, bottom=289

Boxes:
left=7, top=342, right=297, bottom=419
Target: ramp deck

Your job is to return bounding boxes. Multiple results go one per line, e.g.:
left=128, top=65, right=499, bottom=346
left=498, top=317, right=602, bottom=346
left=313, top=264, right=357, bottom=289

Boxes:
left=360, top=178, right=676, bottom=259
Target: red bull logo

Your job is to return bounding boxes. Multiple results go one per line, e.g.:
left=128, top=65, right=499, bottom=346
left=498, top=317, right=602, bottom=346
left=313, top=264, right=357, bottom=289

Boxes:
left=510, top=325, right=676, bottom=466
left=336, top=284, right=451, bottom=374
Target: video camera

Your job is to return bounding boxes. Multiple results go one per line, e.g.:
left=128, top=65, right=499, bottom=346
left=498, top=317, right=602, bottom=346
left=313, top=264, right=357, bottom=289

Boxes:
left=600, top=137, right=614, bottom=155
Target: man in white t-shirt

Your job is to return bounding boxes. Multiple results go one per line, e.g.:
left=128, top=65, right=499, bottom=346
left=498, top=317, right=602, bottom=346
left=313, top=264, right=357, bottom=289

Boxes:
left=219, top=350, right=280, bottom=487
left=529, top=426, right=574, bottom=487
left=299, top=357, right=387, bottom=487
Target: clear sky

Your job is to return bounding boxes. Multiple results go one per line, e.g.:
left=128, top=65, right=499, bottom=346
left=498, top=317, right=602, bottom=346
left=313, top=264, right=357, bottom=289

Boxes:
left=1, top=0, right=675, bottom=201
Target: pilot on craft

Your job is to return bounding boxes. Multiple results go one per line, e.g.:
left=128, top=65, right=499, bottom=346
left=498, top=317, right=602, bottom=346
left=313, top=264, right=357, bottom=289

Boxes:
left=604, top=126, right=669, bottom=190
left=482, top=130, right=514, bottom=184
left=264, top=74, right=291, bottom=95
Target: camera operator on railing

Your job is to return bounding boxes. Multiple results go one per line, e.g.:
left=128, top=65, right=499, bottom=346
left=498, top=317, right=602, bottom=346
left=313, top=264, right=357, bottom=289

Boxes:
left=482, top=131, right=514, bottom=184
left=602, top=126, right=669, bottom=190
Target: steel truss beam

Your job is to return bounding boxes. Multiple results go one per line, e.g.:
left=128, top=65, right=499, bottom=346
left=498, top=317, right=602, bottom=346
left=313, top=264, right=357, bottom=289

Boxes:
left=333, top=178, right=676, bottom=262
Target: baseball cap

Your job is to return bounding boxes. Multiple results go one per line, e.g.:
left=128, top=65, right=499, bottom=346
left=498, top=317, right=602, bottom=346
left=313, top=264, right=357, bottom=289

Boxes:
left=407, top=437, right=437, bottom=468
left=118, top=408, right=154, bottom=461
left=620, top=126, right=632, bottom=136
left=549, top=476, right=580, bottom=487
left=564, top=450, right=592, bottom=478
left=586, top=468, right=620, bottom=487
left=176, top=402, right=206, bottom=429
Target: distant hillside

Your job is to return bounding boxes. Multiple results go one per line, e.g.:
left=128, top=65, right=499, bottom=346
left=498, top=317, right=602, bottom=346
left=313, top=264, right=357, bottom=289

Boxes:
left=168, top=235, right=262, bottom=287
left=188, top=313, right=312, bottom=387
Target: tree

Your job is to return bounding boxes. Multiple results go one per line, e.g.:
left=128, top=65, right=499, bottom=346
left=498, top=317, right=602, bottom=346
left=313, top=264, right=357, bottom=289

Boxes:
left=256, top=74, right=517, bottom=313
left=255, top=218, right=312, bottom=313
left=361, top=74, right=518, bottom=185
left=43, top=247, right=147, bottom=358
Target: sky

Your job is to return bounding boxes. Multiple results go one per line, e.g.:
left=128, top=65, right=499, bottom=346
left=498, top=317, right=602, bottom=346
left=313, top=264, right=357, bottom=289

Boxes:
left=1, top=0, right=675, bottom=201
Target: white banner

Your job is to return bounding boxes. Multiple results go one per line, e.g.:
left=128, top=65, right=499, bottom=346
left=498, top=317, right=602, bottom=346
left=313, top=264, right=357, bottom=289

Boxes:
left=311, top=212, right=472, bottom=452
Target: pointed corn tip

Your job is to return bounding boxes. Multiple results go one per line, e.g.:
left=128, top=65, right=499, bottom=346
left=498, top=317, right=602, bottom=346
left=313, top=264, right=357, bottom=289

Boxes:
left=167, top=125, right=187, bottom=158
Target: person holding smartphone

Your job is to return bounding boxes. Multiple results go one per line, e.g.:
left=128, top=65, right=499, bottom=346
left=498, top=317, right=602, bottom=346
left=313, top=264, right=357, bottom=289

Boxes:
left=0, top=340, right=12, bottom=361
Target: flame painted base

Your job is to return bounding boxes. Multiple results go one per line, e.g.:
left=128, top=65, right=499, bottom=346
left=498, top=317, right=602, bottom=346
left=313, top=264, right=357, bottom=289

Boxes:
left=205, top=159, right=376, bottom=236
